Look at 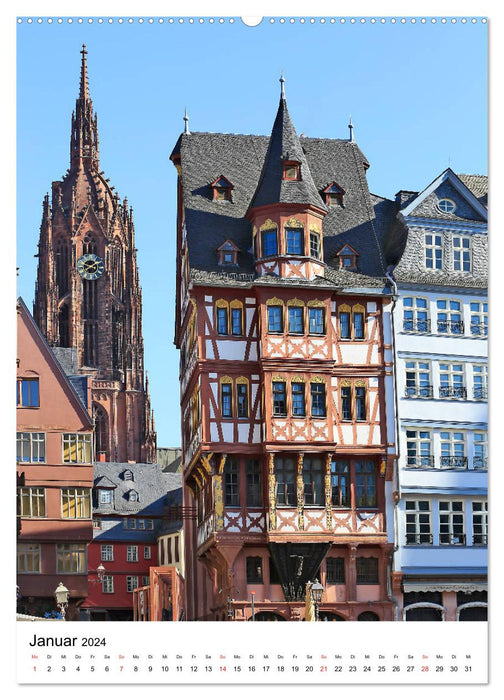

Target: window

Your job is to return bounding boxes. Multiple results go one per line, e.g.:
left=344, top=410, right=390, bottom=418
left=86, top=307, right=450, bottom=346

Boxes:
left=405, top=500, right=432, bottom=545
left=310, top=382, right=326, bottom=417
left=246, top=459, right=262, bottom=507
left=62, top=433, right=92, bottom=463
left=470, top=301, right=488, bottom=336
left=17, top=543, right=41, bottom=573
left=61, top=488, right=91, bottom=518
left=439, top=363, right=466, bottom=399
left=405, top=429, right=433, bottom=468
left=356, top=557, right=379, bottom=584
left=99, top=489, right=113, bottom=505
left=93, top=518, right=102, bottom=529
left=246, top=556, right=263, bottom=583
left=56, top=543, right=87, bottom=573
left=308, top=306, right=325, bottom=335
left=127, top=545, right=139, bottom=562
left=144, top=546, right=151, bottom=559
left=437, top=198, right=456, bottom=214
left=405, top=361, right=432, bottom=398
left=267, top=305, right=283, bottom=333
left=272, top=381, right=287, bottom=416
left=453, top=235, right=471, bottom=272
left=224, top=457, right=240, bottom=507
left=309, top=231, right=321, bottom=259
left=124, top=518, right=154, bottom=530
left=230, top=305, right=243, bottom=336
left=283, top=161, right=300, bottom=180
left=217, top=306, right=228, bottom=335
left=127, top=490, right=139, bottom=502
left=211, top=176, right=233, bottom=201
left=18, top=487, right=45, bottom=517
left=288, top=305, right=304, bottom=334
left=355, top=461, right=377, bottom=508
left=403, top=297, right=430, bottom=333
left=142, top=575, right=150, bottom=586
left=326, top=557, right=345, bottom=584
left=341, top=385, right=352, bottom=421
left=355, top=385, right=367, bottom=421
left=472, top=501, right=488, bottom=545
left=337, top=244, right=358, bottom=270
left=221, top=381, right=233, bottom=418
left=303, top=456, right=324, bottom=506
left=437, top=299, right=463, bottom=335
left=261, top=229, right=278, bottom=257
left=291, top=381, right=306, bottom=417
left=285, top=228, right=304, bottom=254
left=275, top=456, right=296, bottom=506
left=17, top=378, right=39, bottom=407
left=425, top=233, right=443, bottom=269
left=339, top=304, right=365, bottom=340
left=439, top=501, right=465, bottom=545
left=440, top=431, right=466, bottom=469
left=123, top=469, right=134, bottom=481
left=473, top=432, right=488, bottom=470
left=101, top=544, right=114, bottom=561
left=102, top=575, right=114, bottom=593
left=237, top=381, right=249, bottom=418
left=217, top=240, right=240, bottom=265
left=330, top=460, right=350, bottom=507
left=126, top=576, right=139, bottom=593
left=16, top=432, right=45, bottom=463
left=323, top=182, right=345, bottom=207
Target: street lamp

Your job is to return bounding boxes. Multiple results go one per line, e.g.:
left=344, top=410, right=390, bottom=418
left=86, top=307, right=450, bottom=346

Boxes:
left=54, top=581, right=70, bottom=621
left=310, top=579, right=324, bottom=622
left=89, top=563, right=106, bottom=584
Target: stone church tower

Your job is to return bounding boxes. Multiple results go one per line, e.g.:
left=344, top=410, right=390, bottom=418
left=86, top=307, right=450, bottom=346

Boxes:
left=33, top=45, right=156, bottom=463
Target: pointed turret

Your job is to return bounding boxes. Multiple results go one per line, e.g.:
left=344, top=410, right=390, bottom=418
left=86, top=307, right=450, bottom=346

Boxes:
left=70, top=44, right=99, bottom=171
left=248, top=76, right=325, bottom=213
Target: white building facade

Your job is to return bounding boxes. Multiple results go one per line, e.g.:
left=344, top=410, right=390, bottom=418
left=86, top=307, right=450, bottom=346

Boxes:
left=386, top=169, right=488, bottom=621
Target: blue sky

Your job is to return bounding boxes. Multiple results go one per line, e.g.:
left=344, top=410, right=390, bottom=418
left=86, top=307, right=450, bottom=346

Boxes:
left=16, top=17, right=487, bottom=448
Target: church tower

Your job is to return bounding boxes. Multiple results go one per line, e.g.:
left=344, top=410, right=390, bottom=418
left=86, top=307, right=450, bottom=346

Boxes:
left=34, top=45, right=156, bottom=464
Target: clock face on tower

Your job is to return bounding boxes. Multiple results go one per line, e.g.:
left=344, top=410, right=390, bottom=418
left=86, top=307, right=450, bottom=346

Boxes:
left=77, top=253, right=105, bottom=280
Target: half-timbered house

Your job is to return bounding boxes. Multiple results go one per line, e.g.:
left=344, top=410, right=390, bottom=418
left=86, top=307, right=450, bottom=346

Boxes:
left=171, top=80, right=398, bottom=621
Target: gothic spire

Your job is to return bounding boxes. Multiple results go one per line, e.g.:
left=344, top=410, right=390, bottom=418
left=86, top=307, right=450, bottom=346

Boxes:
left=70, top=45, right=99, bottom=171
left=248, top=78, right=325, bottom=212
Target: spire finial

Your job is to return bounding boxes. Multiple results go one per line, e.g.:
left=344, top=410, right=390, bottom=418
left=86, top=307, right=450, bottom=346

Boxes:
left=348, top=115, right=355, bottom=143
left=184, top=107, right=190, bottom=135
left=280, top=72, right=286, bottom=99
left=79, top=44, right=90, bottom=102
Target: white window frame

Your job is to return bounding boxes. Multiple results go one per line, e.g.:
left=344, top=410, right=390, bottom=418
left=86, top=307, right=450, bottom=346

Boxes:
left=453, top=235, right=472, bottom=272
left=17, top=543, right=41, bottom=573
left=62, top=432, right=92, bottom=463
left=439, top=362, right=466, bottom=399
left=61, top=487, right=91, bottom=519
left=472, top=365, right=488, bottom=401
left=403, top=297, right=430, bottom=333
left=437, top=198, right=456, bottom=214
left=473, top=432, right=488, bottom=470
left=16, top=432, right=46, bottom=463
left=424, top=233, right=443, bottom=270
left=472, top=501, right=488, bottom=546
left=100, top=544, right=114, bottom=562
left=436, top=299, right=463, bottom=335
left=439, top=430, right=467, bottom=469
left=470, top=301, right=488, bottom=337
left=405, top=429, right=433, bottom=468
left=144, top=546, right=151, bottom=560
left=127, top=545, right=138, bottom=562
left=18, top=487, right=45, bottom=517
left=99, top=489, right=112, bottom=505
left=56, top=543, right=87, bottom=573
left=126, top=576, right=139, bottom=593
left=404, top=360, right=432, bottom=398
left=439, top=501, right=465, bottom=545
left=405, top=500, right=432, bottom=545
left=102, top=575, right=114, bottom=594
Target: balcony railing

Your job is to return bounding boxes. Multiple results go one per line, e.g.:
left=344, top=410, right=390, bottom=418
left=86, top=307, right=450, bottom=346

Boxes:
left=440, top=455, right=468, bottom=469
left=473, top=386, right=488, bottom=400
left=406, top=456, right=435, bottom=469
left=439, top=533, right=466, bottom=545
left=439, top=385, right=467, bottom=399
left=403, top=319, right=431, bottom=333
left=406, top=533, right=434, bottom=545
left=473, top=456, right=488, bottom=470
left=437, top=320, right=464, bottom=335
left=405, top=384, right=433, bottom=398
left=470, top=323, right=488, bottom=337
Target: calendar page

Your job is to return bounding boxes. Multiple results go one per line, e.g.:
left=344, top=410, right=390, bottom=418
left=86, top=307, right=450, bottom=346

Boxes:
left=10, top=1, right=493, bottom=692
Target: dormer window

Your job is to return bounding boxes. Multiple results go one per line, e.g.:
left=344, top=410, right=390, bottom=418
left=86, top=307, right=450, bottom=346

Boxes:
left=323, top=182, right=345, bottom=207
left=123, top=469, right=134, bottom=481
left=283, top=161, right=301, bottom=181
left=127, top=489, right=139, bottom=502
left=337, top=244, right=358, bottom=270
left=217, top=239, right=240, bottom=266
left=211, top=176, right=234, bottom=202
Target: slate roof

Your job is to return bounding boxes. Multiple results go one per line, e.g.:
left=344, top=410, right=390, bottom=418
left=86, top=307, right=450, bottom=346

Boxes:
left=93, top=462, right=182, bottom=516
left=457, top=173, right=488, bottom=206
left=172, top=125, right=391, bottom=285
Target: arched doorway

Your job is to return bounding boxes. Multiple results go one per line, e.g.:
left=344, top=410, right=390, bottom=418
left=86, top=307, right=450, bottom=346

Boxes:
left=404, top=603, right=444, bottom=621
left=319, top=612, right=346, bottom=621
left=357, top=611, right=380, bottom=621
left=458, top=604, right=487, bottom=621
left=249, top=611, right=286, bottom=621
